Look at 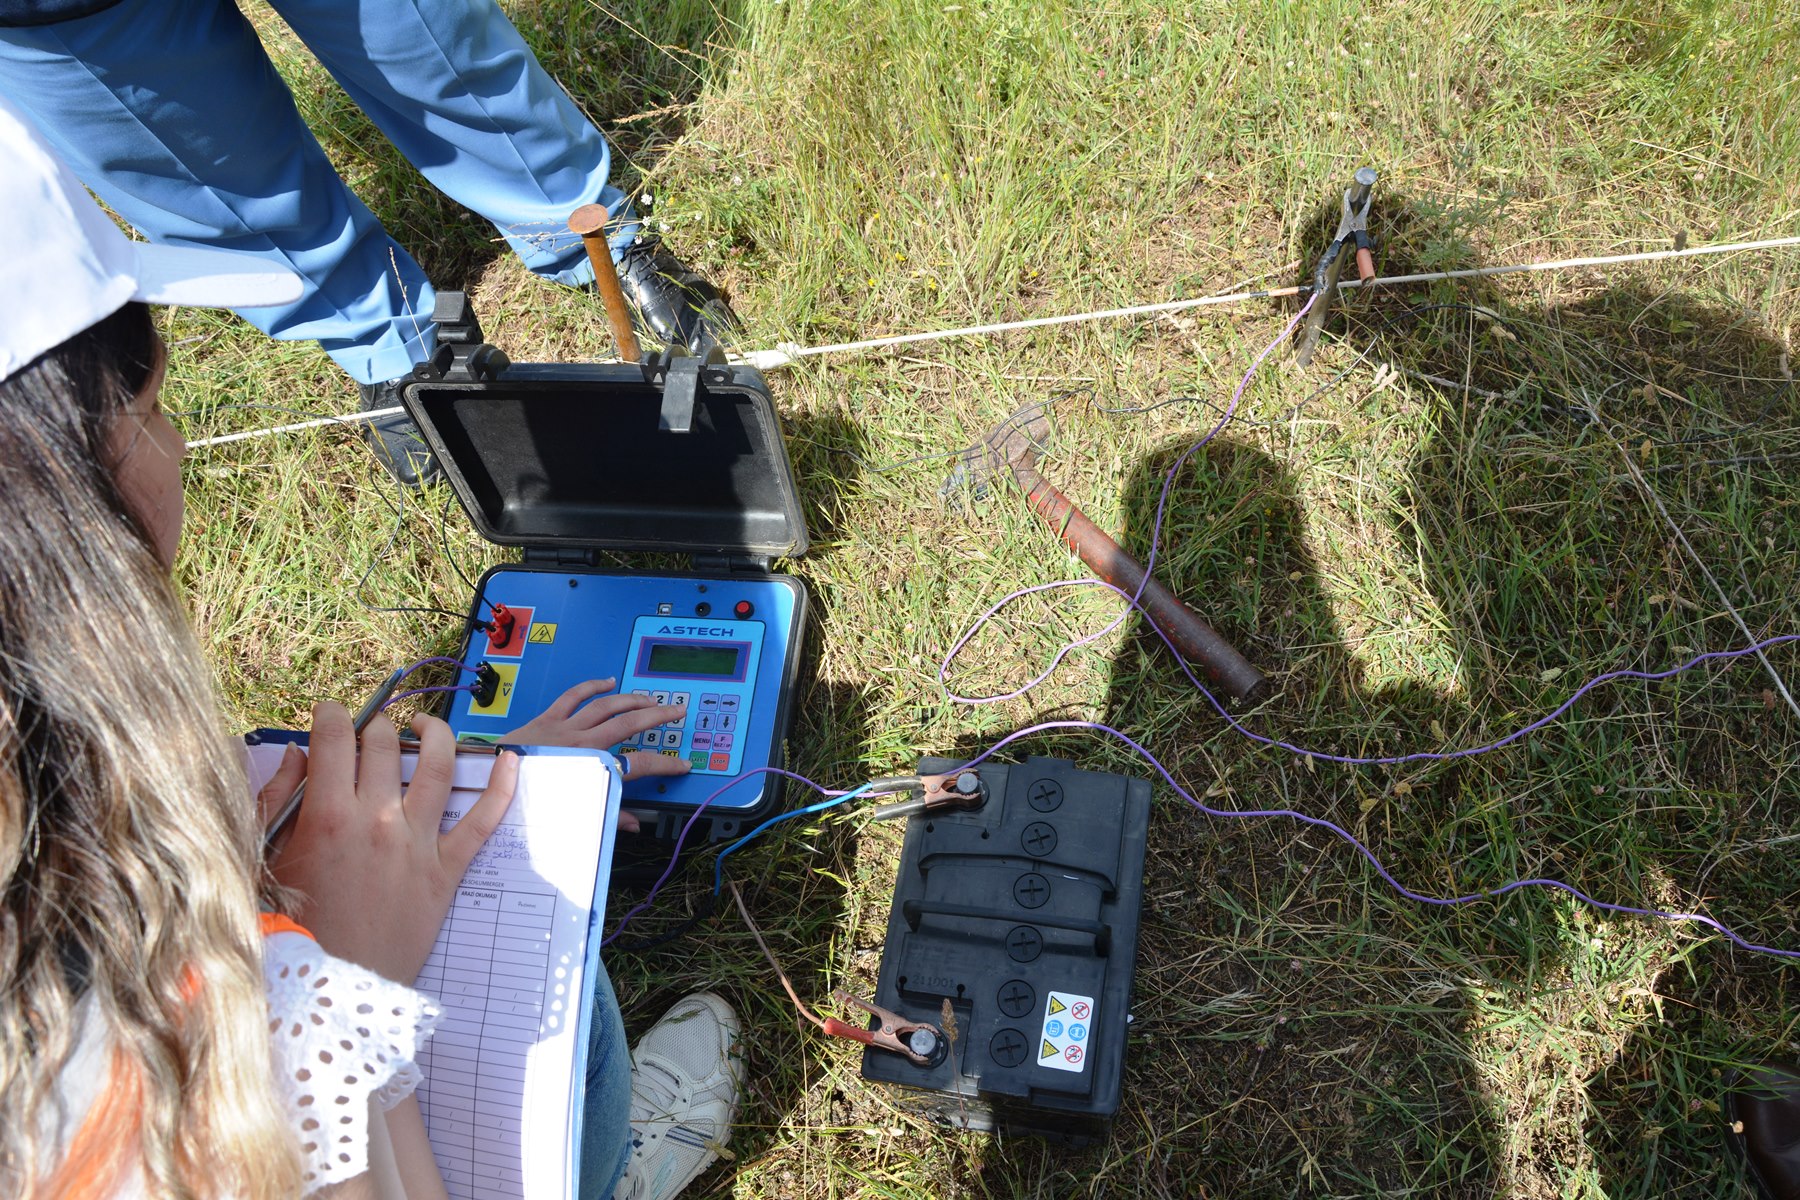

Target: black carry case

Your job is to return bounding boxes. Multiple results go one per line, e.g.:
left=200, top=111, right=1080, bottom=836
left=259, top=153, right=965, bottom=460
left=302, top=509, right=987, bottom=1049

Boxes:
left=397, top=294, right=810, bottom=862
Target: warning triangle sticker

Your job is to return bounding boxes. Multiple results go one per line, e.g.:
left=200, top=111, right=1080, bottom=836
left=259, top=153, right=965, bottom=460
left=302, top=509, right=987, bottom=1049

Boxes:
left=1047, top=996, right=1067, bottom=1015
left=1041, top=1039, right=1059, bottom=1060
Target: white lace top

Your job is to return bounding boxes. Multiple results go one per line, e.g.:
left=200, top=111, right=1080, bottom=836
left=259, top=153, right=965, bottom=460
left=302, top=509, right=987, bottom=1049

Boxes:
left=45, top=923, right=438, bottom=1199
left=262, top=926, right=440, bottom=1194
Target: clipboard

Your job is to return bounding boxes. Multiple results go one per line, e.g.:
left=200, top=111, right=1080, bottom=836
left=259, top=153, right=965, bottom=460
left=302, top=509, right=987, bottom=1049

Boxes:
left=246, top=732, right=623, bottom=1199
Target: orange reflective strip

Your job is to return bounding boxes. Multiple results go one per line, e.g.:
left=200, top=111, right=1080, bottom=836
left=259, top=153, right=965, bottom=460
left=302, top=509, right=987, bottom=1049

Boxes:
left=40, top=1046, right=138, bottom=1200
left=259, top=913, right=315, bottom=941
left=178, top=964, right=203, bottom=1003
left=43, top=918, right=312, bottom=1198
left=45, top=916, right=316, bottom=1197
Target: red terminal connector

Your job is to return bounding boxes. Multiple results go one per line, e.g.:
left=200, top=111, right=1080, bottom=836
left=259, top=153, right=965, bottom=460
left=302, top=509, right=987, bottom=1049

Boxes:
left=823, top=991, right=944, bottom=1066
left=488, top=603, right=518, bottom=651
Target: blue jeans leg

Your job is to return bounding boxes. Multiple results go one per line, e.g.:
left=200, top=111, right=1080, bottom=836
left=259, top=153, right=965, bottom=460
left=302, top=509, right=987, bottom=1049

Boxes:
left=0, top=0, right=640, bottom=382
left=263, top=0, right=638, bottom=284
left=581, top=961, right=633, bottom=1197
left=0, top=0, right=435, bottom=385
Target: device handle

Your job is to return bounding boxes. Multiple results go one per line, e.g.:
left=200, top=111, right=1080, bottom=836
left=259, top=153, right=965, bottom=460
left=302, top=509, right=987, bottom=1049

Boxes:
left=900, top=899, right=1112, bottom=957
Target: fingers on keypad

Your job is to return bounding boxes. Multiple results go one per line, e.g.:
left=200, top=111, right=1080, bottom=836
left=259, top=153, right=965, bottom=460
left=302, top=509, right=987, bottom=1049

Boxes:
left=616, top=688, right=740, bottom=774
left=627, top=750, right=692, bottom=778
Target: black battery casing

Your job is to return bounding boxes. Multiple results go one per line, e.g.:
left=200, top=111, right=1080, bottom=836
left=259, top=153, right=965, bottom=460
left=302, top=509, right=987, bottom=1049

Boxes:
left=859, top=756, right=1150, bottom=1144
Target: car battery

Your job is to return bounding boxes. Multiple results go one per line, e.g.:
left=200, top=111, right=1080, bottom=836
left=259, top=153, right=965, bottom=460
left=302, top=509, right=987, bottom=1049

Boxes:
left=397, top=294, right=809, bottom=858
left=859, top=755, right=1150, bottom=1144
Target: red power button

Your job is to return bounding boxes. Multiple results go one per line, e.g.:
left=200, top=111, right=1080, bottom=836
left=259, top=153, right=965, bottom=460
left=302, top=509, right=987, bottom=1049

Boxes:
left=733, top=600, right=754, bottom=618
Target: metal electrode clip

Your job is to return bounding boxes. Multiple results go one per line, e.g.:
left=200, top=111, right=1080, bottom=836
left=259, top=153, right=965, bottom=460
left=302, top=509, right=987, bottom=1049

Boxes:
left=871, top=769, right=985, bottom=822
left=1294, top=165, right=1379, bottom=367
left=823, top=991, right=946, bottom=1067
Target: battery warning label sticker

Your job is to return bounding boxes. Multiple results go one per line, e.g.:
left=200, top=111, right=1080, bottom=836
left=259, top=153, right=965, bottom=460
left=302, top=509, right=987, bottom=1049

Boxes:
left=1037, top=990, right=1095, bottom=1073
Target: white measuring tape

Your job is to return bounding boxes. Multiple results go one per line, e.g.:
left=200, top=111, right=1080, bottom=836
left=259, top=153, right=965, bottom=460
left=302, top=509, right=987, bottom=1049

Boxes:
left=183, top=234, right=1800, bottom=450
left=186, top=406, right=405, bottom=448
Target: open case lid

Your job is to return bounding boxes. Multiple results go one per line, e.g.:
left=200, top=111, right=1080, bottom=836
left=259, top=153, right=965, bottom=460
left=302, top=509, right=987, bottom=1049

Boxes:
left=398, top=359, right=810, bottom=561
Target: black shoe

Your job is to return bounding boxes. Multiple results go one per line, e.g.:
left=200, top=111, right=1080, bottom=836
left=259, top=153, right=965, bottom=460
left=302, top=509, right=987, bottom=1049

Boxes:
left=358, top=376, right=441, bottom=489
left=1727, top=1061, right=1800, bottom=1200
left=615, top=234, right=742, bottom=357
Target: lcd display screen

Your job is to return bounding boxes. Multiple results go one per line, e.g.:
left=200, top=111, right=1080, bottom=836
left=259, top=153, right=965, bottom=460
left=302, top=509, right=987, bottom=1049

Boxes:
left=645, top=641, right=744, bottom=679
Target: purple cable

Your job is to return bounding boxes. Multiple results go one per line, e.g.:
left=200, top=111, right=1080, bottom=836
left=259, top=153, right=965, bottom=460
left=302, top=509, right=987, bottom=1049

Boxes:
left=600, top=299, right=1800, bottom=958
left=930, top=295, right=1800, bottom=959
left=939, top=296, right=1321, bottom=705
left=936, top=293, right=1798, bottom=767
left=600, top=767, right=853, bottom=948
left=599, top=710, right=1800, bottom=960
left=383, top=684, right=476, bottom=710
left=377, top=658, right=479, bottom=712
left=397, top=655, right=479, bottom=680
left=957, top=576, right=1800, bottom=768
left=942, top=720, right=1800, bottom=959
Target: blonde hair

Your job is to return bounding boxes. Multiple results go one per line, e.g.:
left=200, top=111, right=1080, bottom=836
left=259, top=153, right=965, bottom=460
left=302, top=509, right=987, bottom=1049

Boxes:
left=0, top=304, right=300, bottom=1198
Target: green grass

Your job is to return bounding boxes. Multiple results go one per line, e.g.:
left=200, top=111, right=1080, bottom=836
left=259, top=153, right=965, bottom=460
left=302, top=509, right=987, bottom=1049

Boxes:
left=166, top=0, right=1800, bottom=1195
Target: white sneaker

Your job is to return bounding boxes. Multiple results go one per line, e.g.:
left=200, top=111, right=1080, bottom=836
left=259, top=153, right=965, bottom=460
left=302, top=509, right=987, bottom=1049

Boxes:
left=613, top=992, right=743, bottom=1200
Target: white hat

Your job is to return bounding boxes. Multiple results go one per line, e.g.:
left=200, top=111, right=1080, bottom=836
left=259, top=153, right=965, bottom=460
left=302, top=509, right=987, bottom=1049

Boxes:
left=0, top=94, right=303, bottom=383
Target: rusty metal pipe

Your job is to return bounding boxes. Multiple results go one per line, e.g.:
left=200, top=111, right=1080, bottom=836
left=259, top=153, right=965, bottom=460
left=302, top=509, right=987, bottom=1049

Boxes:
left=1010, top=458, right=1269, bottom=705
left=567, top=203, right=642, bottom=361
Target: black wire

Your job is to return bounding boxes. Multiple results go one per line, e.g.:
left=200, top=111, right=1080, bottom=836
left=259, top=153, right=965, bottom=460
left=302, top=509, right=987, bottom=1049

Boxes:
left=1098, top=336, right=1379, bottom=426
left=1356, top=300, right=1799, bottom=447
left=180, top=401, right=404, bottom=518
left=332, top=418, right=485, bottom=634
left=1379, top=301, right=1797, bottom=385
left=379, top=603, right=488, bottom=623
left=180, top=400, right=490, bottom=635
left=864, top=441, right=983, bottom=475
left=1098, top=392, right=1218, bottom=417
left=605, top=891, right=717, bottom=955
left=861, top=392, right=1078, bottom=476
left=865, top=335, right=1381, bottom=480
left=1642, top=448, right=1800, bottom=474
left=438, top=490, right=496, bottom=620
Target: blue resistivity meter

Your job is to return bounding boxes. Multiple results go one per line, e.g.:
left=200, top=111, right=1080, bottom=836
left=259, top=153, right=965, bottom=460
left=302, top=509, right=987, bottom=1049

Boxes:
left=398, top=295, right=810, bottom=845
left=444, top=568, right=801, bottom=815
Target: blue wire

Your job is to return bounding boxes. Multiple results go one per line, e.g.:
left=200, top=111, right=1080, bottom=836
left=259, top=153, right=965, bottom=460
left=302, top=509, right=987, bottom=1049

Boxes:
left=713, top=782, right=877, bottom=894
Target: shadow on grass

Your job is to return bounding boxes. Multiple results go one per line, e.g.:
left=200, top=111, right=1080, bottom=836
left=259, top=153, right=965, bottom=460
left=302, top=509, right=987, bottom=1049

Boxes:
left=1043, top=193, right=1800, bottom=1196
left=1352, top=271, right=1800, bottom=1198
left=892, top=196, right=1799, bottom=1196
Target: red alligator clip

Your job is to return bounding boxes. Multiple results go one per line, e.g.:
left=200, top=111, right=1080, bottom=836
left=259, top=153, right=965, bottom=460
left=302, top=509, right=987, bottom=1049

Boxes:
left=822, top=991, right=943, bottom=1066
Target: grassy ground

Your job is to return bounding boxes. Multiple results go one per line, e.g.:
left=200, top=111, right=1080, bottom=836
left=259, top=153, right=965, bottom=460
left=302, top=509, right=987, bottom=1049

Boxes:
left=166, top=1, right=1799, bottom=1195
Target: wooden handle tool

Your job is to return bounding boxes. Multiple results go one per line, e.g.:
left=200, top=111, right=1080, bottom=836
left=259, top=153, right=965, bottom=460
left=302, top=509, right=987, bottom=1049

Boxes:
left=568, top=203, right=641, bottom=361
left=1010, top=459, right=1269, bottom=705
